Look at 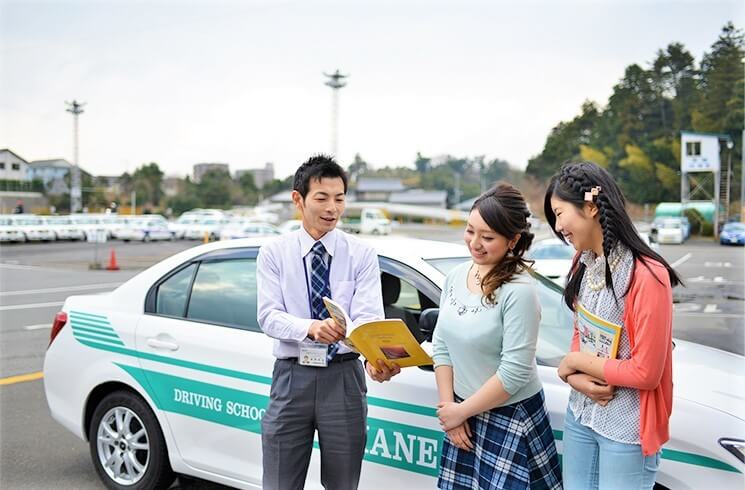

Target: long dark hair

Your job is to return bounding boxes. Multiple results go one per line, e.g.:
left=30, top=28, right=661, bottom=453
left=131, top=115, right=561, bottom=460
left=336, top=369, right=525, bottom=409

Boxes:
left=543, top=161, right=682, bottom=310
left=472, top=182, right=535, bottom=305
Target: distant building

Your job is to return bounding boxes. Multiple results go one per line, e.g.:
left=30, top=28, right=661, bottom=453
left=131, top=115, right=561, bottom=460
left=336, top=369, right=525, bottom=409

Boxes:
left=0, top=149, right=30, bottom=181
left=389, top=189, right=448, bottom=208
left=454, top=197, right=477, bottom=211
left=267, top=190, right=293, bottom=204
left=193, top=163, right=230, bottom=183
left=355, top=178, right=406, bottom=202
left=236, top=162, right=275, bottom=189
left=27, top=159, right=76, bottom=195
left=96, top=176, right=122, bottom=195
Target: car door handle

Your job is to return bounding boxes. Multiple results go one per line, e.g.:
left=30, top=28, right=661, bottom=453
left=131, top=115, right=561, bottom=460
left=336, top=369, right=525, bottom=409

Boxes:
left=146, top=337, right=179, bottom=351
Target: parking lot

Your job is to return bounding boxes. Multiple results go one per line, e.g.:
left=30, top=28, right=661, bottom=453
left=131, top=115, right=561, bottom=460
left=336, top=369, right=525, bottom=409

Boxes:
left=1, top=229, right=743, bottom=488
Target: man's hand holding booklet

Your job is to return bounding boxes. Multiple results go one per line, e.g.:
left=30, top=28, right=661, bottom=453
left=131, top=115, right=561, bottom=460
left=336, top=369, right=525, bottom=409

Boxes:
left=322, top=296, right=434, bottom=369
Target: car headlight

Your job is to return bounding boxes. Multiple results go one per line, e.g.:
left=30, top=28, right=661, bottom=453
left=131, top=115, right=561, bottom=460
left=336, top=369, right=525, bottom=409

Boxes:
left=719, top=438, right=745, bottom=463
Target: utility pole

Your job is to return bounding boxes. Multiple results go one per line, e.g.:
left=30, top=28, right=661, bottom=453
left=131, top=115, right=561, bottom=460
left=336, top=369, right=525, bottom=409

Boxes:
left=65, top=100, right=85, bottom=213
left=323, top=70, right=348, bottom=157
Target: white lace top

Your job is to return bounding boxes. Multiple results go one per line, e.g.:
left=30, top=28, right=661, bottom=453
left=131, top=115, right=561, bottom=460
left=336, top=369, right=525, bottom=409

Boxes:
left=568, top=245, right=641, bottom=444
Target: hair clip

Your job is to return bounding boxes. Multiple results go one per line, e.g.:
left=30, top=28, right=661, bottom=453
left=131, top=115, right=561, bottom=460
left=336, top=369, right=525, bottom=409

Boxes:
left=584, top=186, right=601, bottom=202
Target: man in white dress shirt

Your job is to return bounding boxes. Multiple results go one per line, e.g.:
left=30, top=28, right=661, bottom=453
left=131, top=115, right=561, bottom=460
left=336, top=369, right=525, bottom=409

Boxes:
left=257, top=155, right=400, bottom=490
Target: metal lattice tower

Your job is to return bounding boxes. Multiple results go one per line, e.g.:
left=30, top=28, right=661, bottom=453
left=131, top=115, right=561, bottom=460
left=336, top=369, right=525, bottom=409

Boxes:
left=323, top=70, right=348, bottom=157
left=65, top=100, right=85, bottom=213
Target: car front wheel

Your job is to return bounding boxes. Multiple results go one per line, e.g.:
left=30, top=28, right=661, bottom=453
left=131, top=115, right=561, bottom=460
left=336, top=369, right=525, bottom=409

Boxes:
left=89, top=391, right=174, bottom=490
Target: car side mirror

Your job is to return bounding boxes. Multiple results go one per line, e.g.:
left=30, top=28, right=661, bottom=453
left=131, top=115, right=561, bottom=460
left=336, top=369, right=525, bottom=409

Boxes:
left=418, top=307, right=439, bottom=343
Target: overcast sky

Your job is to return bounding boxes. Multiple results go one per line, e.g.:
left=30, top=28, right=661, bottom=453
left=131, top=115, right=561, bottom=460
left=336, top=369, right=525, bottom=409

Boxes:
left=1, top=0, right=742, bottom=180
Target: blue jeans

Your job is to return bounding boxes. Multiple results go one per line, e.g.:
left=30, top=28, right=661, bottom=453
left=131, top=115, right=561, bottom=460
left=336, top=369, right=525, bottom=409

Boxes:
left=562, top=407, right=661, bottom=490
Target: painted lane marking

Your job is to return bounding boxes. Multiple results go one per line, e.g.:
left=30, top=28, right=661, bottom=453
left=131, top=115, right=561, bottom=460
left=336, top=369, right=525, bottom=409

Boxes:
left=0, top=301, right=64, bottom=311
left=24, top=324, right=51, bottom=330
left=670, top=253, right=692, bottom=268
left=705, top=261, right=733, bottom=268
left=0, top=282, right=122, bottom=297
left=703, top=304, right=721, bottom=313
left=675, top=312, right=742, bottom=319
left=0, top=263, right=60, bottom=272
left=0, top=371, right=43, bottom=386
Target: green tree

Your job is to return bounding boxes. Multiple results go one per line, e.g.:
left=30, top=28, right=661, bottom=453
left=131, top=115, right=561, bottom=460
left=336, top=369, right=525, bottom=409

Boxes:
left=414, top=152, right=431, bottom=174
left=237, top=172, right=259, bottom=205
left=347, top=153, right=369, bottom=184
left=262, top=176, right=293, bottom=197
left=526, top=101, right=600, bottom=179
left=196, top=169, right=234, bottom=208
left=131, top=163, right=164, bottom=208
left=166, top=177, right=202, bottom=215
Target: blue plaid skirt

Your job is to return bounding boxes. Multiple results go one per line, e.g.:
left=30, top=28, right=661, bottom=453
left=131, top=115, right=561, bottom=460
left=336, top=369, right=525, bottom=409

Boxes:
left=438, top=390, right=562, bottom=490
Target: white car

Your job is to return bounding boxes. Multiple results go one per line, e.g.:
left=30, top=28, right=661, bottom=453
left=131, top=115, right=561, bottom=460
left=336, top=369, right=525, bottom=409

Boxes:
left=278, top=219, right=303, bottom=234
left=527, top=238, right=575, bottom=286
left=43, top=237, right=745, bottom=489
left=69, top=215, right=110, bottom=241
left=118, top=217, right=174, bottom=242
left=168, top=214, right=204, bottom=240
left=219, top=223, right=280, bottom=240
left=0, top=215, right=27, bottom=242
left=656, top=219, right=686, bottom=244
left=183, top=217, right=230, bottom=240
left=8, top=214, right=56, bottom=241
left=42, top=216, right=86, bottom=241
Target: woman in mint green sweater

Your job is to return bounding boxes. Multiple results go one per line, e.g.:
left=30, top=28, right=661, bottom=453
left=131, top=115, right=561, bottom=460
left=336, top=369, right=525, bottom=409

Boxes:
left=433, top=183, right=562, bottom=490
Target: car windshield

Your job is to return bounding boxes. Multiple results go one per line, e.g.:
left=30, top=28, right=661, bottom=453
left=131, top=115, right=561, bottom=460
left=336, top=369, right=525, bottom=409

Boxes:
left=660, top=221, right=681, bottom=229
left=724, top=223, right=745, bottom=232
left=425, top=257, right=470, bottom=275
left=529, top=244, right=574, bottom=260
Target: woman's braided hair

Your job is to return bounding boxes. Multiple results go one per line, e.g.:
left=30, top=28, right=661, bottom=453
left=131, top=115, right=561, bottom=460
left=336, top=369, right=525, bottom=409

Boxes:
left=544, top=161, right=682, bottom=310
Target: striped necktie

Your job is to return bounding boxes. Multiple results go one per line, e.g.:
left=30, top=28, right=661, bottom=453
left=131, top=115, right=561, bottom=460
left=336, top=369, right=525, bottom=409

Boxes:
left=310, top=241, right=338, bottom=360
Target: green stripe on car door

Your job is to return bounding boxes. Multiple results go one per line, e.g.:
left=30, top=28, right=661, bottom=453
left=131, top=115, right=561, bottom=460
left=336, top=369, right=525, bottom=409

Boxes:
left=73, top=338, right=741, bottom=474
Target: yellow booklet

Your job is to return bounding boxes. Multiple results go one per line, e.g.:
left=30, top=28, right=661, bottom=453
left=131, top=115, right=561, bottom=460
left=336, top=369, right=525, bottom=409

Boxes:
left=576, top=303, right=622, bottom=359
left=323, top=297, right=434, bottom=368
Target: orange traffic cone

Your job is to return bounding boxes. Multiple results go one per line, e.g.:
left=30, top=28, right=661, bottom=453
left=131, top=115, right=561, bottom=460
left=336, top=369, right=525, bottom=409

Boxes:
left=106, top=249, right=120, bottom=271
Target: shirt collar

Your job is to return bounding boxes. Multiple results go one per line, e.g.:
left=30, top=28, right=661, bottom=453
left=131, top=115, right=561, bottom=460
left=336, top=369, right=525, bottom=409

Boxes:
left=298, top=225, right=337, bottom=258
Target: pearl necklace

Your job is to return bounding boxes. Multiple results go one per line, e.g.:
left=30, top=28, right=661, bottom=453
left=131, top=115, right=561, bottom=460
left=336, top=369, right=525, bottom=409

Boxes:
left=586, top=252, right=622, bottom=292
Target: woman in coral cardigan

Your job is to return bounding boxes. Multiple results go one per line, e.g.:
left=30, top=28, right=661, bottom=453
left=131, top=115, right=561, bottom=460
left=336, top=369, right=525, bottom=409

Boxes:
left=544, top=161, right=681, bottom=490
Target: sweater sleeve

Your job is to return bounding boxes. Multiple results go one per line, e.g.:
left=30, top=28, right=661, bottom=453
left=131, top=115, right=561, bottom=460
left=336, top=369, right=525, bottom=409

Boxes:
left=432, top=273, right=452, bottom=368
left=603, top=262, right=673, bottom=390
left=496, top=282, right=541, bottom=395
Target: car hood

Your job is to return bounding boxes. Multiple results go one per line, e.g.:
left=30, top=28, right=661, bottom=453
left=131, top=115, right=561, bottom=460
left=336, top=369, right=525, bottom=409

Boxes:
left=673, top=339, right=745, bottom=419
left=531, top=260, right=572, bottom=278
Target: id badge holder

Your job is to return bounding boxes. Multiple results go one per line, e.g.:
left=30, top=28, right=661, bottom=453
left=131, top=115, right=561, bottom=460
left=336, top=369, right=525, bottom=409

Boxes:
left=299, top=342, right=328, bottom=367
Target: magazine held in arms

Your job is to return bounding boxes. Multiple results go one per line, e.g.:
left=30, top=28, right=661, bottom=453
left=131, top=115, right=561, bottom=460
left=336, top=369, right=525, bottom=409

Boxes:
left=576, top=303, right=622, bottom=359
left=323, top=297, right=433, bottom=368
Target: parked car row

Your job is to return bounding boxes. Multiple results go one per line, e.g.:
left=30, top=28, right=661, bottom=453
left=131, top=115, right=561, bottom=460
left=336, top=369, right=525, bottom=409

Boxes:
left=0, top=212, right=287, bottom=244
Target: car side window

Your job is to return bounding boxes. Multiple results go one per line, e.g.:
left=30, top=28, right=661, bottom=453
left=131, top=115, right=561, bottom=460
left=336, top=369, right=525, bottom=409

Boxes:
left=394, top=278, right=421, bottom=310
left=379, top=259, right=440, bottom=344
left=186, top=258, right=260, bottom=332
left=156, top=263, right=197, bottom=317
left=532, top=273, right=574, bottom=367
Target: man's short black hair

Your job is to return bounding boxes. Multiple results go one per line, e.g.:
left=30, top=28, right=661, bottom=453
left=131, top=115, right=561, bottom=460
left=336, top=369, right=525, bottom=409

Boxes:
left=293, top=154, right=348, bottom=199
